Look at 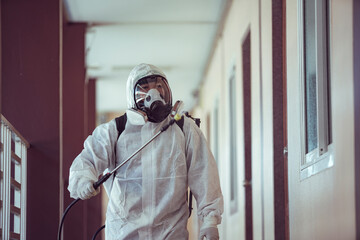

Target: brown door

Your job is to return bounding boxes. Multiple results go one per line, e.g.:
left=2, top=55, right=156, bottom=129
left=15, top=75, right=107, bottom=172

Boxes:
left=272, top=0, right=289, bottom=239
left=242, top=30, right=253, bottom=240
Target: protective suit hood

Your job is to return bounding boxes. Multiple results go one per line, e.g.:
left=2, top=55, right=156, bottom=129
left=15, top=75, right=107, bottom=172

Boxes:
left=126, top=63, right=172, bottom=109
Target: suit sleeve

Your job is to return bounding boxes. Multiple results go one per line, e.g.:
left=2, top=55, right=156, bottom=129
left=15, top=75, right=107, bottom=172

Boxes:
left=184, top=117, right=224, bottom=225
left=67, top=119, right=118, bottom=199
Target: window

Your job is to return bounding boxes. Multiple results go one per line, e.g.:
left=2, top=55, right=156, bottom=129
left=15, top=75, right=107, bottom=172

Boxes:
left=206, top=113, right=211, bottom=146
left=213, top=99, right=219, bottom=166
left=229, top=67, right=238, bottom=213
left=1, top=115, right=28, bottom=240
left=299, top=0, right=333, bottom=179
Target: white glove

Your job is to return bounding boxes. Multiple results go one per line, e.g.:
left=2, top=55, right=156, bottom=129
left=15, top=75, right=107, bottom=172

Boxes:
left=77, top=180, right=100, bottom=200
left=199, top=215, right=220, bottom=240
left=199, top=227, right=219, bottom=240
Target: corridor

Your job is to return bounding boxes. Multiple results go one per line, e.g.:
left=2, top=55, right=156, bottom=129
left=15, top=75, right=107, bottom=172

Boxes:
left=1, top=0, right=359, bottom=239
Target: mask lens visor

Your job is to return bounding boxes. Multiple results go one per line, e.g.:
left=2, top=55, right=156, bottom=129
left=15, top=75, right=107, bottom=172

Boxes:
left=134, top=76, right=171, bottom=109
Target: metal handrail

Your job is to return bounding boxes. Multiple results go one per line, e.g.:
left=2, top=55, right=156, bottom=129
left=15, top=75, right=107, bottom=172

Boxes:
left=1, top=114, right=30, bottom=149
left=1, top=113, right=29, bottom=240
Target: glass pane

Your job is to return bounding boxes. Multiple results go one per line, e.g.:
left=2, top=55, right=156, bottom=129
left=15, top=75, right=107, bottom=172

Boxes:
left=304, top=0, right=318, bottom=153
left=328, top=74, right=332, bottom=145
left=14, top=189, right=20, bottom=208
left=0, top=173, right=2, bottom=203
left=326, top=0, right=332, bottom=145
left=10, top=212, right=21, bottom=235
left=10, top=212, right=14, bottom=233
left=13, top=213, right=20, bottom=234
left=214, top=101, right=219, bottom=165
left=229, top=73, right=238, bottom=212
left=0, top=208, right=2, bottom=230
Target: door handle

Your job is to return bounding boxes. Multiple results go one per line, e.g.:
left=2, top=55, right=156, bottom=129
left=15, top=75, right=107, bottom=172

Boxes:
left=243, top=180, right=252, bottom=187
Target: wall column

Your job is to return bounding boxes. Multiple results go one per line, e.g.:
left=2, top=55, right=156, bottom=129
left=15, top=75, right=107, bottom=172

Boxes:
left=62, top=23, right=102, bottom=239
left=1, top=0, right=62, bottom=238
left=85, top=77, right=103, bottom=238
left=62, top=21, right=88, bottom=240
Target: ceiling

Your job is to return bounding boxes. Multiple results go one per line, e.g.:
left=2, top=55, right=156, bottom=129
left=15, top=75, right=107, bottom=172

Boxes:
left=64, top=0, right=228, bottom=113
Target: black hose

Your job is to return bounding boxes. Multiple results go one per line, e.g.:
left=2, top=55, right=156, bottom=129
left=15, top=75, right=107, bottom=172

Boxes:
left=188, top=191, right=193, bottom=217
left=91, top=225, right=105, bottom=240
left=57, top=198, right=80, bottom=240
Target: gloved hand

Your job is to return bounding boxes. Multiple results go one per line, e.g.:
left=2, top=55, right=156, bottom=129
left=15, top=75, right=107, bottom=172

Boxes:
left=199, top=227, right=219, bottom=240
left=77, top=180, right=100, bottom=200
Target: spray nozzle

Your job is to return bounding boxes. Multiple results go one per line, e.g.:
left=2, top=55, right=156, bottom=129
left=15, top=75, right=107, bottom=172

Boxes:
left=174, top=113, right=182, bottom=121
left=170, top=100, right=184, bottom=120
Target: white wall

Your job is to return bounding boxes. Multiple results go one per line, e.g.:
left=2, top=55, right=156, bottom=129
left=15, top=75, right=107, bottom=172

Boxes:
left=194, top=0, right=276, bottom=239
left=286, top=0, right=356, bottom=239
left=194, top=0, right=356, bottom=239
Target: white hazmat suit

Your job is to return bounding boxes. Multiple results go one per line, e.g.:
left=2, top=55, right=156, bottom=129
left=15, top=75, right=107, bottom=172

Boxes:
left=68, top=63, right=224, bottom=240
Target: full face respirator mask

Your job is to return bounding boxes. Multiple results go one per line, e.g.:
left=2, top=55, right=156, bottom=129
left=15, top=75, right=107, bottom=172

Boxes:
left=129, top=75, right=172, bottom=124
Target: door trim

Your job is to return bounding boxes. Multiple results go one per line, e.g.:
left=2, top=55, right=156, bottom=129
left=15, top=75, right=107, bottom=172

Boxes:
left=354, top=0, right=360, bottom=238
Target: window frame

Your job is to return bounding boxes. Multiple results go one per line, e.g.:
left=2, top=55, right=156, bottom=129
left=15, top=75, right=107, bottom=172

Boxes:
left=298, top=0, right=333, bottom=180
left=228, top=65, right=239, bottom=214
left=212, top=98, right=220, bottom=166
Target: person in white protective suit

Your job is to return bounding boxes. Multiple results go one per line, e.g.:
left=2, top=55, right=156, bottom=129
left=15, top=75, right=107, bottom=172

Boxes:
left=68, top=63, right=224, bottom=240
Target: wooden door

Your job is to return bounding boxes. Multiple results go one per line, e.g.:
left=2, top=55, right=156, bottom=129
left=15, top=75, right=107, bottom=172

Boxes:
left=272, top=0, right=289, bottom=239
left=242, top=30, right=253, bottom=240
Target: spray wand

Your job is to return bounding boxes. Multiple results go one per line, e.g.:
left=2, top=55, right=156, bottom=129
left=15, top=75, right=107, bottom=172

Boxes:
left=58, top=101, right=184, bottom=240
